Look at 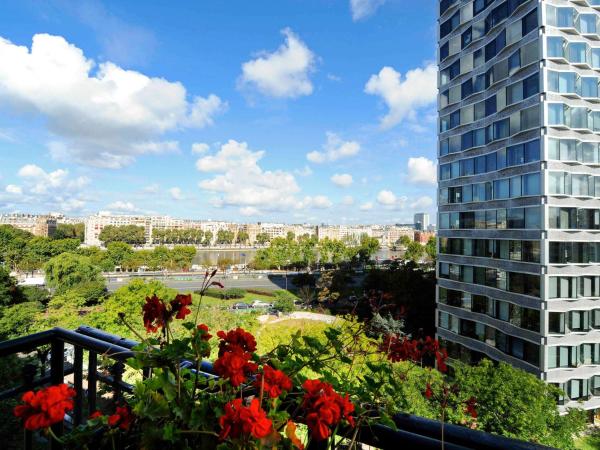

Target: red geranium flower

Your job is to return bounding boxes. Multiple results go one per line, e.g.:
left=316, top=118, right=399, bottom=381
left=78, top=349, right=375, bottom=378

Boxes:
left=197, top=323, right=212, bottom=341
left=380, top=335, right=448, bottom=373
left=300, top=379, right=355, bottom=441
left=170, top=294, right=193, bottom=320
left=254, top=365, right=293, bottom=398
left=14, top=384, right=76, bottom=431
left=219, top=398, right=273, bottom=441
left=89, top=410, right=103, bottom=419
left=465, top=397, right=477, bottom=419
left=425, top=383, right=433, bottom=399
left=217, top=328, right=257, bottom=356
left=142, top=295, right=167, bottom=333
left=108, top=405, right=134, bottom=430
left=213, top=349, right=258, bottom=387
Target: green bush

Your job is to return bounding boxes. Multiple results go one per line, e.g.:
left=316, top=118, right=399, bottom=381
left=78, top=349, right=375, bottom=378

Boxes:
left=273, top=296, right=295, bottom=313
left=21, top=286, right=51, bottom=304
left=201, top=287, right=245, bottom=300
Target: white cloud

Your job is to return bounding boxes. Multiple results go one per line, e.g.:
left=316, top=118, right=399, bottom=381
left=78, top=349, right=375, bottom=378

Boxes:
left=410, top=196, right=434, bottom=209
left=331, top=173, right=353, bottom=187
left=359, top=202, right=373, bottom=211
left=0, top=164, right=89, bottom=212
left=240, top=206, right=260, bottom=216
left=407, top=157, right=437, bottom=185
left=300, top=195, right=333, bottom=209
left=327, top=73, right=341, bottom=82
left=365, top=64, right=437, bottom=128
left=306, top=132, right=360, bottom=164
left=350, top=0, right=385, bottom=21
left=0, top=33, right=226, bottom=168
left=239, top=28, right=316, bottom=99
left=106, top=201, right=138, bottom=212
left=376, top=190, right=397, bottom=205
left=341, top=195, right=354, bottom=206
left=5, top=184, right=22, bottom=194
left=197, top=139, right=301, bottom=214
left=294, top=165, right=313, bottom=177
left=142, top=183, right=160, bottom=194
left=191, top=142, right=210, bottom=154
left=169, top=187, right=183, bottom=200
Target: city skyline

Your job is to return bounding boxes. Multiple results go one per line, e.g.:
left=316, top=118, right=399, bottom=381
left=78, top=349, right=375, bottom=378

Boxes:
left=0, top=0, right=439, bottom=225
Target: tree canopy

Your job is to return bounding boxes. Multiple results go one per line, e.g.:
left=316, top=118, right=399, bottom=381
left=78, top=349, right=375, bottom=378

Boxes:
left=98, top=225, right=146, bottom=246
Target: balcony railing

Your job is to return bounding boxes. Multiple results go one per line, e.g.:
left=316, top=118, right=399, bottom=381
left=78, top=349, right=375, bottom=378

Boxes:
left=0, top=326, right=555, bottom=450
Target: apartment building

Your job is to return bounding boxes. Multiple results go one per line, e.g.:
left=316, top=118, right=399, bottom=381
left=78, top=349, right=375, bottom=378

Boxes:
left=0, top=213, right=57, bottom=237
left=414, top=213, right=431, bottom=231
left=437, top=0, right=600, bottom=414
left=84, top=214, right=152, bottom=247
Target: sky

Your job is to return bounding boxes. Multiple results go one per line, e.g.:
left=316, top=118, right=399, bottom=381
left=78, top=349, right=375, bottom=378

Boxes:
left=0, top=0, right=438, bottom=225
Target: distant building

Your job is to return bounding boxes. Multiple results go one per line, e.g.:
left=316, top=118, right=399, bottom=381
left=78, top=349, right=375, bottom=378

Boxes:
left=414, top=213, right=429, bottom=231
left=84, top=214, right=152, bottom=247
left=413, top=230, right=435, bottom=245
left=0, top=213, right=57, bottom=237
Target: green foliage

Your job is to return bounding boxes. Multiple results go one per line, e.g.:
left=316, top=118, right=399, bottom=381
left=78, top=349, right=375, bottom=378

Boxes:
left=47, top=290, right=87, bottom=310
left=53, top=223, right=85, bottom=241
left=236, top=231, right=249, bottom=244
left=98, top=225, right=146, bottom=246
left=397, top=235, right=412, bottom=247
left=44, top=252, right=104, bottom=292
left=404, top=241, right=425, bottom=262
left=216, top=229, right=235, bottom=245
left=21, top=285, right=51, bottom=304
left=0, top=266, right=21, bottom=307
left=255, top=232, right=270, bottom=245
left=273, top=295, right=295, bottom=313
left=425, top=236, right=437, bottom=260
left=203, top=287, right=246, bottom=300
left=152, top=228, right=204, bottom=245
left=0, top=301, right=43, bottom=339
left=368, top=313, right=404, bottom=337
left=453, top=360, right=586, bottom=449
left=106, top=241, right=135, bottom=267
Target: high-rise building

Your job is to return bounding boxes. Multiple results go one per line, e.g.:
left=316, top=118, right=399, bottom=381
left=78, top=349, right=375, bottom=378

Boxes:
left=437, top=0, right=600, bottom=413
left=414, top=213, right=430, bottom=231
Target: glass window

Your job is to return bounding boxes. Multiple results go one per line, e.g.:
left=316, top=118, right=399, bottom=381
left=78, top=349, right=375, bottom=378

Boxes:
left=494, top=179, right=509, bottom=199
left=525, top=207, right=540, bottom=229
left=579, top=14, right=597, bottom=34
left=510, top=176, right=522, bottom=198
left=548, top=104, right=565, bottom=125
left=570, top=43, right=588, bottom=64
left=549, top=312, right=565, bottom=334
left=523, top=173, right=540, bottom=196
left=581, top=77, right=598, bottom=98
left=547, top=37, right=565, bottom=58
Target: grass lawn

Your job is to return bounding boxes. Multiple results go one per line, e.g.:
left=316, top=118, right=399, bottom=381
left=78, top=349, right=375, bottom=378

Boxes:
left=575, top=429, right=600, bottom=450
left=189, top=290, right=299, bottom=308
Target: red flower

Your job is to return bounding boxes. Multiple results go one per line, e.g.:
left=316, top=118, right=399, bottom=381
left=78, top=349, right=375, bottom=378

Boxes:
left=217, top=328, right=257, bottom=356
left=142, top=295, right=167, bottom=333
left=219, top=398, right=273, bottom=441
left=213, top=349, right=258, bottom=387
left=425, top=383, right=433, bottom=399
left=465, top=397, right=477, bottom=419
left=89, top=411, right=103, bottom=419
left=14, top=384, right=76, bottom=431
left=197, top=323, right=212, bottom=341
left=108, top=406, right=134, bottom=430
left=254, top=365, right=293, bottom=398
left=381, top=335, right=448, bottom=373
left=170, top=294, right=193, bottom=320
left=300, top=380, right=355, bottom=441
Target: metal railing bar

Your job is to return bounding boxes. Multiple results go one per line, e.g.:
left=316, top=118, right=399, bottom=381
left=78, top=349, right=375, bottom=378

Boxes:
left=53, top=328, right=135, bottom=360
left=76, top=326, right=139, bottom=350
left=87, top=352, right=97, bottom=415
left=0, top=364, right=75, bottom=401
left=73, top=346, right=83, bottom=426
left=0, top=329, right=55, bottom=357
left=356, top=423, right=472, bottom=450
left=50, top=339, right=64, bottom=450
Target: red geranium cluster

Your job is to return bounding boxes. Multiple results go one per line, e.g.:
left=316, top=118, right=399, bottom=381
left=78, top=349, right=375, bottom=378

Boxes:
left=14, top=384, right=76, bottom=431
left=90, top=405, right=134, bottom=431
left=219, top=398, right=273, bottom=441
left=381, top=335, right=448, bottom=373
left=300, top=379, right=355, bottom=441
left=254, top=365, right=293, bottom=398
left=142, top=294, right=193, bottom=333
left=465, top=396, right=478, bottom=419
left=213, top=327, right=258, bottom=387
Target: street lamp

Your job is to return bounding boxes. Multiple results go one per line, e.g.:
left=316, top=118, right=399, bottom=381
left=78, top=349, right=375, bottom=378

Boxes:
left=285, top=259, right=291, bottom=290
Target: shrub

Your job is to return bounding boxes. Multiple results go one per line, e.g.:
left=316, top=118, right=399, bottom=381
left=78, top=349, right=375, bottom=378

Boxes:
left=201, top=288, right=246, bottom=300
left=246, top=289, right=275, bottom=297
left=273, top=296, right=295, bottom=313
left=21, top=286, right=51, bottom=305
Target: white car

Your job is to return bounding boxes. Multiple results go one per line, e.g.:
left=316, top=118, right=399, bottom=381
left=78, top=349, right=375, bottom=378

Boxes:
left=251, top=300, right=272, bottom=308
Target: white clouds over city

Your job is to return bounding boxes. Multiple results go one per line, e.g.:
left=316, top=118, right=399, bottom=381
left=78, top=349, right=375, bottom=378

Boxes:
left=350, top=0, right=385, bottom=21
left=307, top=133, right=360, bottom=164
left=239, top=28, right=316, bottom=99
left=0, top=33, right=226, bottom=168
left=365, top=63, right=437, bottom=128
left=407, top=157, right=437, bottom=185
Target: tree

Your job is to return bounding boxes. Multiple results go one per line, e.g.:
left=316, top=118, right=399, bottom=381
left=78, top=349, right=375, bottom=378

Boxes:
left=255, top=233, right=270, bottom=246
left=404, top=241, right=425, bottom=262
left=53, top=223, right=85, bottom=242
left=453, top=360, right=586, bottom=449
left=297, top=285, right=315, bottom=307
left=357, top=235, right=380, bottom=263
left=170, top=246, right=196, bottom=270
left=0, top=225, right=32, bottom=270
left=273, top=295, right=295, bottom=313
left=0, top=301, right=43, bottom=339
left=106, top=242, right=134, bottom=268
left=98, top=225, right=146, bottom=246
left=236, top=231, right=249, bottom=245
left=286, top=231, right=295, bottom=241
left=425, top=236, right=437, bottom=261
left=0, top=266, right=21, bottom=307
left=216, top=230, right=235, bottom=245
left=44, top=253, right=103, bottom=292
left=203, top=231, right=214, bottom=247
left=397, top=235, right=412, bottom=248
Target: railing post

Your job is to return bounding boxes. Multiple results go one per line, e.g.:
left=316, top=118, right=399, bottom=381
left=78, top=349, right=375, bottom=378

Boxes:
left=50, top=339, right=64, bottom=450
left=87, top=352, right=97, bottom=415
left=110, top=361, right=125, bottom=405
left=73, top=346, right=83, bottom=425
left=22, top=363, right=36, bottom=450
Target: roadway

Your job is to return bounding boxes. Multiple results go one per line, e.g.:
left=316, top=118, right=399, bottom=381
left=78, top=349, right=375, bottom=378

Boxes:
left=105, top=273, right=292, bottom=292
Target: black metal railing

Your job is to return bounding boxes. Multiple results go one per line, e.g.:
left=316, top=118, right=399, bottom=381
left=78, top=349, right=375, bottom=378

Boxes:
left=0, top=327, right=556, bottom=450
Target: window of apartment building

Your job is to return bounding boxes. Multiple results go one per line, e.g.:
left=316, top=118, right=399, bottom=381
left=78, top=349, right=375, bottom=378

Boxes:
left=549, top=312, right=565, bottom=334
left=548, top=346, right=578, bottom=369
left=547, top=37, right=565, bottom=59
left=570, top=310, right=591, bottom=332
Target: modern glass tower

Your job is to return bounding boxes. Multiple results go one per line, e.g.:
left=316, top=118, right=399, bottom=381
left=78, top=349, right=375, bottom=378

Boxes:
left=437, top=0, right=600, bottom=414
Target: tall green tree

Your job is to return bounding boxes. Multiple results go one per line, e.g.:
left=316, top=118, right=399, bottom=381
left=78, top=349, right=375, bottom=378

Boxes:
left=0, top=266, right=21, bottom=307
left=44, top=253, right=103, bottom=292
left=98, top=225, right=146, bottom=246
left=255, top=233, right=270, bottom=246
left=236, top=231, right=249, bottom=245
left=53, top=223, right=85, bottom=242
left=216, top=230, right=235, bottom=245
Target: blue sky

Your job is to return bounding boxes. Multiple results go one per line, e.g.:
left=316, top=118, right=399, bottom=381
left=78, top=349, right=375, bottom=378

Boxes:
left=0, top=0, right=438, bottom=224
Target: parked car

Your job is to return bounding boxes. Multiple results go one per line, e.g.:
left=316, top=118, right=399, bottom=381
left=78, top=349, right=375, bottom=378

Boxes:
left=251, top=300, right=271, bottom=308
left=231, top=302, right=251, bottom=310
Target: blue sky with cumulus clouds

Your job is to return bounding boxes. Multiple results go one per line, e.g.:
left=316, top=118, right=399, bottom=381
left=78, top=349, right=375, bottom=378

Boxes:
left=0, top=0, right=438, bottom=224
